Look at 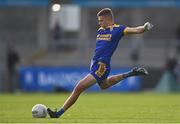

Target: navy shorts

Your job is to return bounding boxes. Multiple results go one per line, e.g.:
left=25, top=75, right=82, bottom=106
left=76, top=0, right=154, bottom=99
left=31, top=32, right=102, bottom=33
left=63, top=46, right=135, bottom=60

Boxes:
left=90, top=61, right=111, bottom=85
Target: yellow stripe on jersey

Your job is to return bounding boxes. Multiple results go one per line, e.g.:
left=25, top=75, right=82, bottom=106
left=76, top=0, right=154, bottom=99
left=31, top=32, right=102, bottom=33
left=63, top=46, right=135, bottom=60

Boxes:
left=98, top=24, right=120, bottom=31
left=113, top=24, right=120, bottom=28
left=123, top=27, right=128, bottom=35
left=98, top=27, right=105, bottom=31
left=95, top=62, right=106, bottom=77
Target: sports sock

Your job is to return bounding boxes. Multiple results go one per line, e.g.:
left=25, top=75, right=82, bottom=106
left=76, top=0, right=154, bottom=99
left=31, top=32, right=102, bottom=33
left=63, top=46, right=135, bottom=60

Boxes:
left=56, top=108, right=65, bottom=117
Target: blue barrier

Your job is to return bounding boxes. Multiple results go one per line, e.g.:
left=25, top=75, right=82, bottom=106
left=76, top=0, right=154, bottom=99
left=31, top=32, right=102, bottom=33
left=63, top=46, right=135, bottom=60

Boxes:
left=19, top=66, right=141, bottom=92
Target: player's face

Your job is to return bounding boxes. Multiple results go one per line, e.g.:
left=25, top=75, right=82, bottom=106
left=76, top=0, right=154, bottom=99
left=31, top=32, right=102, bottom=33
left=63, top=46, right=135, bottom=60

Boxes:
left=98, top=16, right=109, bottom=28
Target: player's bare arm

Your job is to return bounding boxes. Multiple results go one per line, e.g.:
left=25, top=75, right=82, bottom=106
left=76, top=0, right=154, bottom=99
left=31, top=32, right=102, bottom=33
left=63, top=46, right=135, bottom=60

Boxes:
left=124, top=22, right=153, bottom=35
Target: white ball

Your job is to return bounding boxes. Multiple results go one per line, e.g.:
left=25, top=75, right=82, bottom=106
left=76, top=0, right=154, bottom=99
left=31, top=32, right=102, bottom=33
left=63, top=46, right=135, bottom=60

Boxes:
left=32, top=104, right=47, bottom=118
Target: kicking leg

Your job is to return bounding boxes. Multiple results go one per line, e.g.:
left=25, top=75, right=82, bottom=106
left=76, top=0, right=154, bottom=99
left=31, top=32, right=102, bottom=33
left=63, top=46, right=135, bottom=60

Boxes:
left=47, top=74, right=96, bottom=118
left=99, top=67, right=148, bottom=89
left=62, top=74, right=96, bottom=111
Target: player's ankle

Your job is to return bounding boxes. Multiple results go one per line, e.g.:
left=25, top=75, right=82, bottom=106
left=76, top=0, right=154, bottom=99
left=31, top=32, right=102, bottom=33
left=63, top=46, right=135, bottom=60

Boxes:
left=56, top=108, right=65, bottom=117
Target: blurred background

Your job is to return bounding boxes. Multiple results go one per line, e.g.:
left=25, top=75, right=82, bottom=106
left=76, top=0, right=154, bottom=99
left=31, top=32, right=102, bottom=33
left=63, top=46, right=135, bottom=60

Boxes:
left=0, top=0, right=179, bottom=93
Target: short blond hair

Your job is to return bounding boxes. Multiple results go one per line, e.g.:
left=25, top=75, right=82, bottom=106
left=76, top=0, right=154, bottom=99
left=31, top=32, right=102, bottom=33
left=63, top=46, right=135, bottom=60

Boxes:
left=97, top=8, right=114, bottom=20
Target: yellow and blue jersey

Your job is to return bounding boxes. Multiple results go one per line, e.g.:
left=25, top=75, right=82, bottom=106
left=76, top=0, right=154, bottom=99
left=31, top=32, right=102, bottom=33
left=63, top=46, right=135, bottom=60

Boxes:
left=90, top=24, right=126, bottom=84
left=93, top=24, right=126, bottom=64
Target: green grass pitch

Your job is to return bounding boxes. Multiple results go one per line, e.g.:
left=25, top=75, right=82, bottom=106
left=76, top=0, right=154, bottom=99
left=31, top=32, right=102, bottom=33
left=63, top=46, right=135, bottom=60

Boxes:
left=0, top=92, right=180, bottom=123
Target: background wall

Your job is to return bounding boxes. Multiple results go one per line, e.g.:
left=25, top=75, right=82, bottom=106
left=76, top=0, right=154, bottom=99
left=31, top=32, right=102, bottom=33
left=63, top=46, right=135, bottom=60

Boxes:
left=0, top=0, right=179, bottom=92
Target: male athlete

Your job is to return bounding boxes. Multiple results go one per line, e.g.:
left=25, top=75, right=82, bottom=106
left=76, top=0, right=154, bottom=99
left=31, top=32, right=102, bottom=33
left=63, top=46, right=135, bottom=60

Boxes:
left=47, top=8, right=153, bottom=118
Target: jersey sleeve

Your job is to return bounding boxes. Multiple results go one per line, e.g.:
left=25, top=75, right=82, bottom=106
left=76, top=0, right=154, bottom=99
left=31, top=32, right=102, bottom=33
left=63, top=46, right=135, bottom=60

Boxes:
left=119, top=25, right=127, bottom=36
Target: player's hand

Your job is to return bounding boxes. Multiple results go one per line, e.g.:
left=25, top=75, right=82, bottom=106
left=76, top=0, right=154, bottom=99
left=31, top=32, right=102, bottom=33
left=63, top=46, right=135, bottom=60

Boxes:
left=144, top=22, right=153, bottom=31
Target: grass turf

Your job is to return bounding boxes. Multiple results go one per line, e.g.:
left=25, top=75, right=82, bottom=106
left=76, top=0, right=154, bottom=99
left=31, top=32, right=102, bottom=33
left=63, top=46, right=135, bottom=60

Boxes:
left=0, top=92, right=180, bottom=123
